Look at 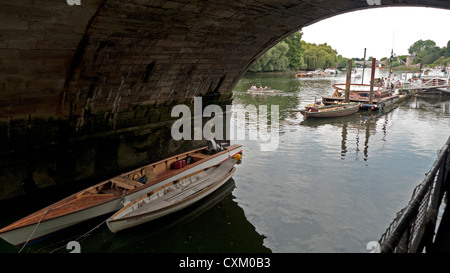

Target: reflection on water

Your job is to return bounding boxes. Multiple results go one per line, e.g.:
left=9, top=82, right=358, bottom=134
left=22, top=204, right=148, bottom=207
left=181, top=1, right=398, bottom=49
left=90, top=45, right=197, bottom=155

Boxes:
left=409, top=96, right=450, bottom=115
left=16, top=179, right=270, bottom=253
left=3, top=71, right=450, bottom=253
left=231, top=72, right=450, bottom=252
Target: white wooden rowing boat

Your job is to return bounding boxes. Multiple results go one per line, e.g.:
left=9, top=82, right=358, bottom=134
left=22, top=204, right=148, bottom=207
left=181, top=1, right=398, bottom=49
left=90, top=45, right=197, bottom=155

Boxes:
left=0, top=144, right=243, bottom=246
left=107, top=158, right=238, bottom=233
left=299, top=103, right=360, bottom=119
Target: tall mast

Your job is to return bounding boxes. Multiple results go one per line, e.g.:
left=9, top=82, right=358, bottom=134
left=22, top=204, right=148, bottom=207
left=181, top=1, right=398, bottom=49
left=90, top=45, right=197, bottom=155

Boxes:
left=362, top=48, right=367, bottom=84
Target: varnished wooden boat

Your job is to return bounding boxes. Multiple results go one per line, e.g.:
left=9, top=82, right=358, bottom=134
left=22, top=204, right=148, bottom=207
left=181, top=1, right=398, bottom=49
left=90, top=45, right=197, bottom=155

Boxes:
left=0, top=144, right=243, bottom=246
left=299, top=102, right=360, bottom=119
left=107, top=157, right=238, bottom=233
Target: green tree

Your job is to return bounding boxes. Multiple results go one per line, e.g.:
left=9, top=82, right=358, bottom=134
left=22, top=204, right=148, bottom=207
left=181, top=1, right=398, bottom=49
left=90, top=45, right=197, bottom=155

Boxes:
left=408, top=39, right=436, bottom=55
left=336, top=55, right=348, bottom=68
left=284, top=31, right=307, bottom=70
left=415, top=46, right=441, bottom=65
left=303, top=42, right=338, bottom=70
left=248, top=33, right=342, bottom=72
left=249, top=41, right=290, bottom=72
left=441, top=57, right=450, bottom=66
left=445, top=40, right=450, bottom=58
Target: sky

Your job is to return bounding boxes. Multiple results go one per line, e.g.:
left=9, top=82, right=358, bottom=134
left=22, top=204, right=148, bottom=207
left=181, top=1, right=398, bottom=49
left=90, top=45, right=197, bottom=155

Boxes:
left=302, top=6, right=450, bottom=59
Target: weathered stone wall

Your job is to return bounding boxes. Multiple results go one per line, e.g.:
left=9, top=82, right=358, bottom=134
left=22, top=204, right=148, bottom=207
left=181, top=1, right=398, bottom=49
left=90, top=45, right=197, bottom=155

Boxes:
left=0, top=98, right=231, bottom=200
left=1, top=0, right=449, bottom=199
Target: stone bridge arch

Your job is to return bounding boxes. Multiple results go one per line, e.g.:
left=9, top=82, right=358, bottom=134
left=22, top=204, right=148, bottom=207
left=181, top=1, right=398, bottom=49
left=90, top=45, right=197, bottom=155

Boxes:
left=1, top=0, right=449, bottom=198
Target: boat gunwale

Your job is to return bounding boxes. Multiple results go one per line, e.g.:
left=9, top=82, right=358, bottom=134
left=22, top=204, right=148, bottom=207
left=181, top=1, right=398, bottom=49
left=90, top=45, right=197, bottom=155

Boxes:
left=301, top=103, right=360, bottom=113
left=109, top=166, right=215, bottom=220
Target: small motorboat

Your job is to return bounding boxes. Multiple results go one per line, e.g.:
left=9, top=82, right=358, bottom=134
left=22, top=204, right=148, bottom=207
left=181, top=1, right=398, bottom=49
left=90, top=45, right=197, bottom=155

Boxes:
left=247, top=85, right=279, bottom=94
left=299, top=102, right=360, bottom=119
left=106, top=157, right=239, bottom=233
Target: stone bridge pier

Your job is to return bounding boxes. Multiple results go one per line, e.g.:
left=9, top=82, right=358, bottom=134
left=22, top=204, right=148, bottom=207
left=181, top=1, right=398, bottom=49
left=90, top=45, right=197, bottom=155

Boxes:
left=1, top=0, right=449, bottom=199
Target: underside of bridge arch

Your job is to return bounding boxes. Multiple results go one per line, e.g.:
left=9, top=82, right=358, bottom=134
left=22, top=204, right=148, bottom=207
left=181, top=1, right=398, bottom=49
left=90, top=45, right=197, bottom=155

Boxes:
left=1, top=0, right=449, bottom=199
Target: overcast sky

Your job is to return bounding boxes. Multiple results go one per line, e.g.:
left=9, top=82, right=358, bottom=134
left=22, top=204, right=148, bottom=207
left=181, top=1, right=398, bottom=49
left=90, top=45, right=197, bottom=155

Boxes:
left=302, top=6, right=449, bottom=59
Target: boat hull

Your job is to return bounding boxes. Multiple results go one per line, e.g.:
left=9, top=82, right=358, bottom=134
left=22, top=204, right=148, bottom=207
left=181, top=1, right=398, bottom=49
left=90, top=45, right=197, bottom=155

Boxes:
left=300, top=104, right=360, bottom=118
left=0, top=199, right=122, bottom=247
left=437, top=87, right=450, bottom=95
left=0, top=145, right=242, bottom=246
left=107, top=161, right=237, bottom=233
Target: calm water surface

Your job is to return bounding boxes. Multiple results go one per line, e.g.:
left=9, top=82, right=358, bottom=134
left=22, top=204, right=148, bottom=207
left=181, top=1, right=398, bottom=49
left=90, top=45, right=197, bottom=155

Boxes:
left=3, top=70, right=450, bottom=253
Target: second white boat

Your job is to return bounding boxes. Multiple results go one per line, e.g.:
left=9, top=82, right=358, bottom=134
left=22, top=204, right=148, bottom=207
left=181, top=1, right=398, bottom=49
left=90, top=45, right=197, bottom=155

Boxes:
left=106, top=157, right=239, bottom=233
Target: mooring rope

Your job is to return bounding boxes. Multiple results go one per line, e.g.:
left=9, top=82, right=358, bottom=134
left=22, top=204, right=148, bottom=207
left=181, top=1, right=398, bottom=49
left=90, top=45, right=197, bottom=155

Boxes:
left=73, top=219, right=107, bottom=242
left=48, top=218, right=107, bottom=253
left=18, top=204, right=109, bottom=253
left=18, top=209, right=51, bottom=253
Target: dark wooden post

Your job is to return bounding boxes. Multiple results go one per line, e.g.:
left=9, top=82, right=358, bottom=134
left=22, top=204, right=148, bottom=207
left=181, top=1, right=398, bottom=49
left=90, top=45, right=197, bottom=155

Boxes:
left=369, top=58, right=376, bottom=106
left=345, top=59, right=352, bottom=103
left=361, top=48, right=366, bottom=84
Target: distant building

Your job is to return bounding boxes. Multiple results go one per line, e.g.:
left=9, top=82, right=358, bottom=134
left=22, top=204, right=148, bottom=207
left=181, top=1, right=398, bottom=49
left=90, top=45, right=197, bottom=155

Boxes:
left=406, top=55, right=415, bottom=67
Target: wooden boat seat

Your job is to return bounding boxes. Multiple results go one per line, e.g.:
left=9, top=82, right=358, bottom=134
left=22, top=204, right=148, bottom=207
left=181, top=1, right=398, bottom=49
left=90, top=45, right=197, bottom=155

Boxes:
left=111, top=177, right=142, bottom=190
left=191, top=153, right=208, bottom=162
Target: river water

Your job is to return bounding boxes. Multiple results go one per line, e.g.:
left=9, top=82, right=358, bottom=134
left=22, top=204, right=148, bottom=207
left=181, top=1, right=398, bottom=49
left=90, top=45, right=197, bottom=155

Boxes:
left=3, top=69, right=450, bottom=253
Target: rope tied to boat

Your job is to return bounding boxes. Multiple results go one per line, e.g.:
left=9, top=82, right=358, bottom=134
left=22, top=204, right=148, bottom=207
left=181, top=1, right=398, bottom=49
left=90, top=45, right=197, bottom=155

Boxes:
left=46, top=218, right=108, bottom=253
left=18, top=208, right=51, bottom=253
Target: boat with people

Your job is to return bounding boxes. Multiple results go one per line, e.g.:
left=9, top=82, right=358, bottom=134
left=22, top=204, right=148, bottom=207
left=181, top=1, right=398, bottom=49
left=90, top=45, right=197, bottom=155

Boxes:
left=0, top=143, right=243, bottom=246
left=247, top=85, right=279, bottom=94
left=299, top=102, right=360, bottom=119
left=106, top=156, right=239, bottom=233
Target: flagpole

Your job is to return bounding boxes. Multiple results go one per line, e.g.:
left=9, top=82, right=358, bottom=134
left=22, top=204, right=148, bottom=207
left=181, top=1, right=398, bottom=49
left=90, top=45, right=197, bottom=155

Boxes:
left=389, top=30, right=395, bottom=80
left=389, top=49, right=393, bottom=79
left=362, top=48, right=366, bottom=84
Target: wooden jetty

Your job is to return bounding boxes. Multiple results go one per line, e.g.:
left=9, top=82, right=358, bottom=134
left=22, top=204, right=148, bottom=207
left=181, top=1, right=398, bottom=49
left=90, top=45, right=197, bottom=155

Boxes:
left=397, top=78, right=450, bottom=96
left=323, top=68, right=449, bottom=111
left=322, top=58, right=399, bottom=111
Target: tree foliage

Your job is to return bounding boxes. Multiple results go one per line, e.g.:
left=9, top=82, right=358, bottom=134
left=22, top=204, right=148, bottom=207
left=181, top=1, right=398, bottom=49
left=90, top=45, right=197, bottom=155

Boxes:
left=284, top=31, right=307, bottom=70
left=302, top=42, right=338, bottom=70
left=249, top=41, right=290, bottom=72
left=408, top=39, right=436, bottom=55
left=410, top=39, right=450, bottom=66
left=247, top=31, right=348, bottom=72
left=445, top=40, right=450, bottom=58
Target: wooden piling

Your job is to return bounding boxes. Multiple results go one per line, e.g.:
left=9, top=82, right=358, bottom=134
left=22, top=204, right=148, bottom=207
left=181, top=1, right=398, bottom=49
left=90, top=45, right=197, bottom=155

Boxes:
left=361, top=48, right=366, bottom=84
left=345, top=59, right=352, bottom=103
left=368, top=58, right=376, bottom=106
